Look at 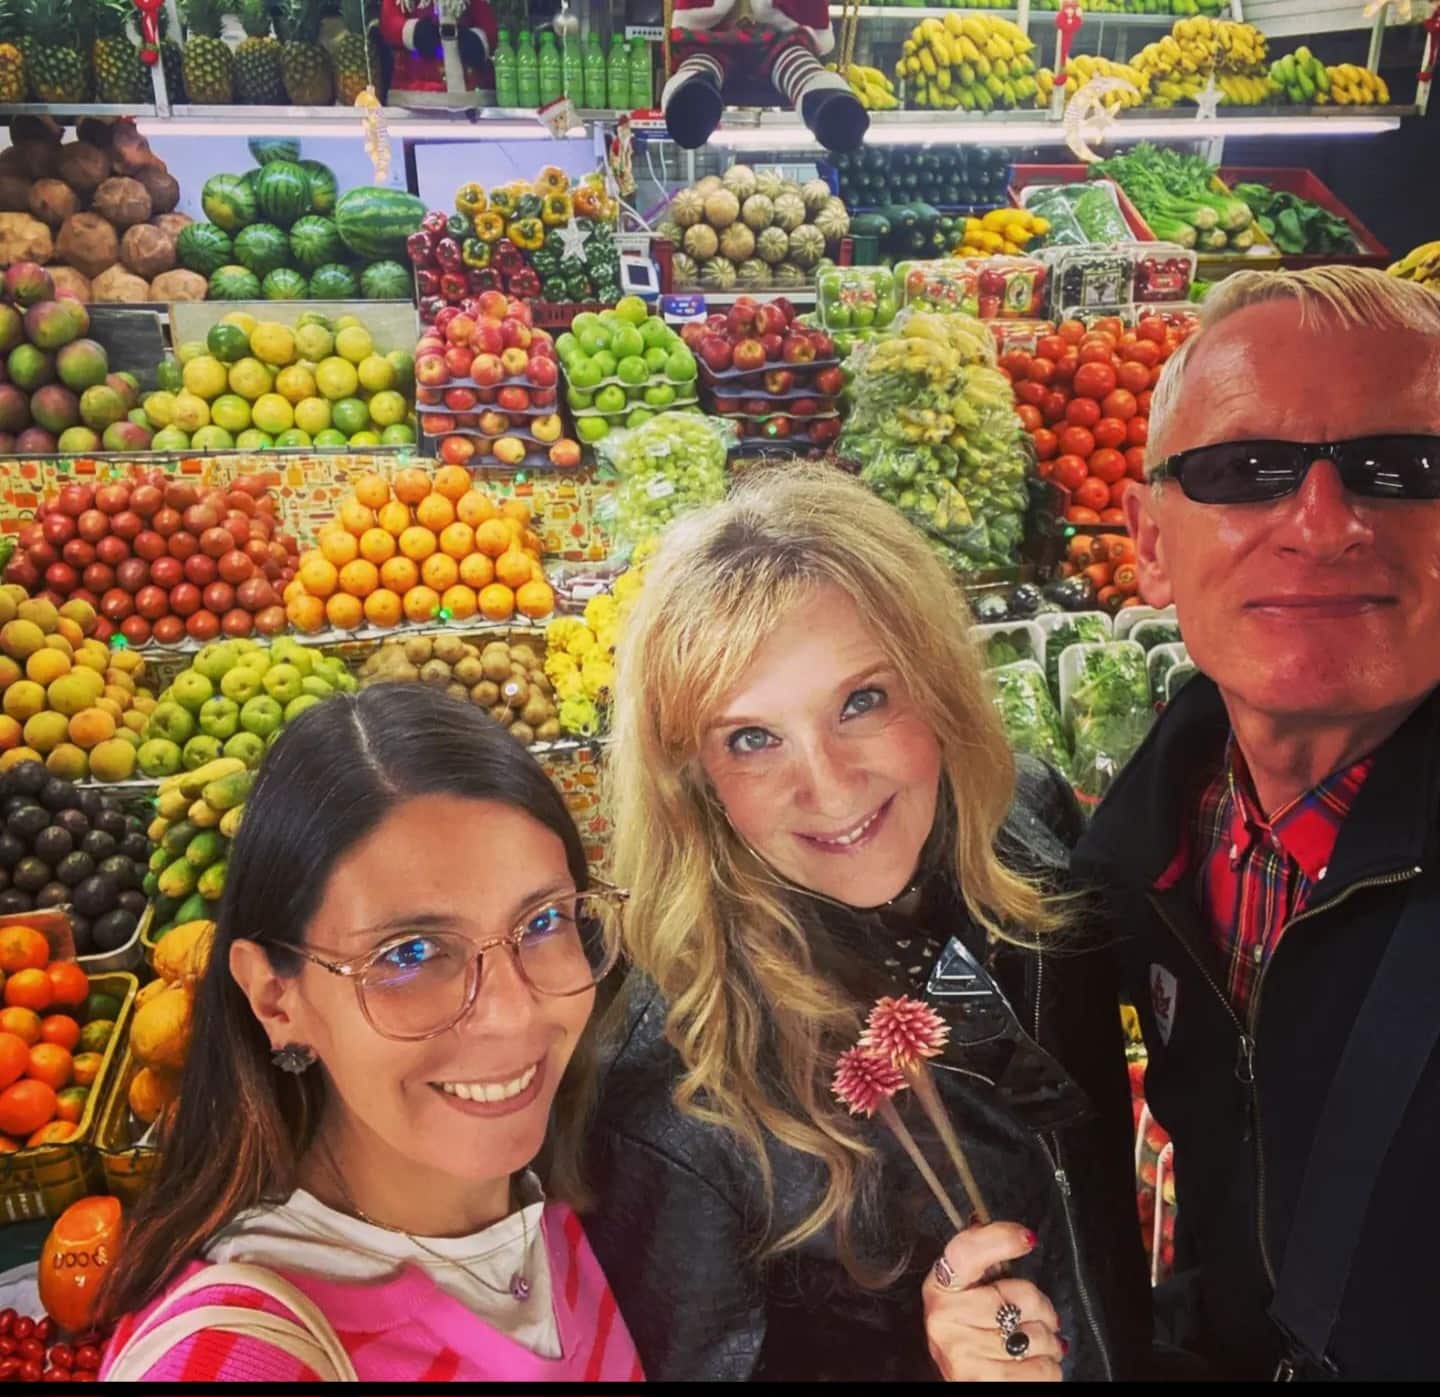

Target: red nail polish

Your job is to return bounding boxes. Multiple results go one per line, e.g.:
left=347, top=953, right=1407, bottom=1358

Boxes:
left=1024, top=1230, right=1039, bottom=1249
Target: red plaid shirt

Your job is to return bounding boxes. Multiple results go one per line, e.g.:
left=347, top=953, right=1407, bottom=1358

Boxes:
left=1183, top=741, right=1373, bottom=1018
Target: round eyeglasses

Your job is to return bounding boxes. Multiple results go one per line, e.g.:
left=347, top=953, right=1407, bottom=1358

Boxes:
left=275, top=884, right=627, bottom=1042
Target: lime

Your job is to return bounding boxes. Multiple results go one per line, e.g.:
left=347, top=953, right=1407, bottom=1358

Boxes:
left=228, top=357, right=274, bottom=401
left=615, top=294, right=649, bottom=327
left=293, top=396, right=332, bottom=436
left=175, top=339, right=206, bottom=365
left=275, top=363, right=317, bottom=404
left=347, top=430, right=381, bottom=447
left=154, top=356, right=184, bottom=392
left=143, top=390, right=177, bottom=427
left=252, top=393, right=295, bottom=435
left=274, top=428, right=313, bottom=448
left=191, top=424, right=236, bottom=451
left=250, top=322, right=297, bottom=369
left=294, top=323, right=335, bottom=362
left=82, top=991, right=122, bottom=1024
left=171, top=391, right=211, bottom=433
left=385, top=349, right=415, bottom=391
left=210, top=393, right=252, bottom=434
left=220, top=310, right=258, bottom=338
left=330, top=396, right=371, bottom=437
left=151, top=425, right=192, bottom=451
left=367, top=389, right=407, bottom=427
left=356, top=353, right=395, bottom=393
left=206, top=322, right=250, bottom=364
left=312, top=428, right=348, bottom=448
left=235, top=428, right=274, bottom=450
left=316, top=356, right=359, bottom=401
left=78, top=1019, right=115, bottom=1054
left=182, top=355, right=229, bottom=400
left=380, top=423, right=416, bottom=446
left=334, top=325, right=374, bottom=364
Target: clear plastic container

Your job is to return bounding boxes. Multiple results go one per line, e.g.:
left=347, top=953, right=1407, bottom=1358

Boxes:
left=1048, top=247, right=1138, bottom=316
left=1132, top=243, right=1198, bottom=304
left=1166, top=659, right=1199, bottom=704
left=990, top=660, right=1072, bottom=778
left=1131, top=617, right=1185, bottom=654
left=972, top=620, right=1046, bottom=672
left=1059, top=640, right=1154, bottom=799
left=897, top=257, right=1047, bottom=320
left=817, top=266, right=901, bottom=332
left=1036, top=610, right=1113, bottom=700
left=1146, top=642, right=1189, bottom=701
left=1114, top=604, right=1176, bottom=644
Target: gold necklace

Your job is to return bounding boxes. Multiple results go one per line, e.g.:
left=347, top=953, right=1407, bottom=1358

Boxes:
left=317, top=1138, right=533, bottom=1303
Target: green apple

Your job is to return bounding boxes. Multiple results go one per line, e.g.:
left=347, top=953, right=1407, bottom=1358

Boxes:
left=595, top=384, right=626, bottom=414
left=262, top=663, right=304, bottom=706
left=645, top=383, right=678, bottom=409
left=219, top=665, right=263, bottom=705
left=283, top=694, right=323, bottom=723
left=136, top=738, right=183, bottom=778
left=300, top=675, right=335, bottom=700
left=566, top=387, right=595, bottom=411
left=239, top=694, right=283, bottom=739
left=238, top=651, right=271, bottom=677
left=171, top=670, right=215, bottom=714
left=270, top=638, right=314, bottom=676
left=182, top=734, right=223, bottom=770
left=665, top=346, right=698, bottom=382
left=644, top=346, right=670, bottom=374
left=193, top=643, right=240, bottom=685
left=198, top=695, right=240, bottom=741
left=147, top=701, right=196, bottom=746
left=223, top=731, right=267, bottom=768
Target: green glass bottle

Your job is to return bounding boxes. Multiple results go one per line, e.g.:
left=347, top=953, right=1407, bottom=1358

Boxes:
left=561, top=24, right=582, bottom=103
left=538, top=32, right=563, bottom=105
left=628, top=36, right=653, bottom=111
left=492, top=29, right=518, bottom=108
left=607, top=33, right=629, bottom=111
left=583, top=32, right=607, bottom=110
left=515, top=31, right=540, bottom=109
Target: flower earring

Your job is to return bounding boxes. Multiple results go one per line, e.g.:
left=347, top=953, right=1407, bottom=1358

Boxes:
left=271, top=1043, right=317, bottom=1075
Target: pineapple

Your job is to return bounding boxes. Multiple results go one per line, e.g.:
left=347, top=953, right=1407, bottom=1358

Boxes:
left=276, top=0, right=333, bottom=106
left=233, top=0, right=283, bottom=103
left=91, top=0, right=149, bottom=103
left=180, top=0, right=235, bottom=105
left=0, top=0, right=26, bottom=104
left=22, top=0, right=91, bottom=102
left=328, top=0, right=377, bottom=106
left=157, top=3, right=186, bottom=103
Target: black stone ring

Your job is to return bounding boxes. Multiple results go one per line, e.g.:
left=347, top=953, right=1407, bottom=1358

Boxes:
left=1005, top=1330, right=1031, bottom=1360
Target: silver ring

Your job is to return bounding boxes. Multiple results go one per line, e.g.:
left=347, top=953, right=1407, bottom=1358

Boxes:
left=995, top=1300, right=1022, bottom=1337
left=933, top=1255, right=956, bottom=1289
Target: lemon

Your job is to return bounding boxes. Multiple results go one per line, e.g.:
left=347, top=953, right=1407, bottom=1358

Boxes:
left=251, top=322, right=297, bottom=369
left=252, top=393, right=295, bottom=435
left=182, top=355, right=229, bottom=400
left=171, top=391, right=212, bottom=433
left=228, top=357, right=274, bottom=401
left=293, top=396, right=332, bottom=436
left=334, top=326, right=374, bottom=365
left=313, top=428, right=347, bottom=448
left=210, top=393, right=252, bottom=434
left=331, top=396, right=371, bottom=437
left=334, top=315, right=363, bottom=333
left=348, top=430, right=381, bottom=447
left=235, top=428, right=274, bottom=450
left=367, top=389, right=408, bottom=428
left=143, top=390, right=177, bottom=427
left=221, top=310, right=258, bottom=338
left=275, top=428, right=312, bottom=449
left=356, top=353, right=395, bottom=393
left=275, top=364, right=317, bottom=405
left=294, top=323, right=334, bottom=362
left=191, top=424, right=236, bottom=452
left=380, top=423, right=415, bottom=446
left=316, top=356, right=359, bottom=401
left=175, top=339, right=206, bottom=365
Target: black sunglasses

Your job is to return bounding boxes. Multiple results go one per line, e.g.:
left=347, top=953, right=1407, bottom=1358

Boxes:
left=1150, top=435, right=1440, bottom=504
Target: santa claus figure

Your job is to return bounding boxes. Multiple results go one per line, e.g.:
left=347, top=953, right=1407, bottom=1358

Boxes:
left=664, top=0, right=868, bottom=152
left=379, top=0, right=499, bottom=101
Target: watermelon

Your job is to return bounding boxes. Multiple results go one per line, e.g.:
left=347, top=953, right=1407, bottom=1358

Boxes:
left=233, top=223, right=291, bottom=278
left=208, top=265, right=263, bottom=301
left=359, top=260, right=413, bottom=300
left=253, top=161, right=313, bottom=230
left=201, top=174, right=258, bottom=233
left=249, top=138, right=301, bottom=166
left=300, top=160, right=338, bottom=216
left=334, top=186, right=427, bottom=260
left=288, top=216, right=344, bottom=271
left=176, top=223, right=234, bottom=276
left=307, top=264, right=360, bottom=300
left=261, top=268, right=309, bottom=300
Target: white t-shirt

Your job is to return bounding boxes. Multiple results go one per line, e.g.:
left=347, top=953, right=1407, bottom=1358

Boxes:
left=204, top=1173, right=559, bottom=1358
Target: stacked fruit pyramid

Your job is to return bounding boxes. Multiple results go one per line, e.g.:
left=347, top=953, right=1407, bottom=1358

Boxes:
left=894, top=14, right=1051, bottom=113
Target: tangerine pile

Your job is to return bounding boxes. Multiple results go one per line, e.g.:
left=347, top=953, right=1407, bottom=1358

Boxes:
left=283, top=467, right=556, bottom=635
left=0, top=924, right=113, bottom=1151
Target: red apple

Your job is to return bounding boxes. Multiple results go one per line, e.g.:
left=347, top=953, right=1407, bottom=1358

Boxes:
left=221, top=608, right=253, bottom=638
left=808, top=330, right=836, bottom=360
left=218, top=549, right=254, bottom=585
left=497, top=385, right=531, bottom=413
left=527, top=356, right=558, bottom=388
left=62, top=538, right=95, bottom=570
left=499, top=346, right=529, bottom=378
left=790, top=397, right=821, bottom=418
left=81, top=562, right=114, bottom=594
left=152, top=506, right=181, bottom=537
left=755, top=304, right=788, bottom=337
left=224, top=489, right=256, bottom=517
left=237, top=576, right=278, bottom=611
left=444, top=386, right=479, bottom=412
left=437, top=434, right=475, bottom=466
left=133, top=529, right=167, bottom=562
left=727, top=302, right=759, bottom=338
left=115, top=557, right=149, bottom=594
left=2, top=556, right=39, bottom=590
left=781, top=334, right=817, bottom=365
left=130, top=483, right=163, bottom=518
left=168, top=530, right=198, bottom=561
left=223, top=513, right=251, bottom=546
left=118, top=614, right=150, bottom=647
left=243, top=538, right=271, bottom=569
left=500, top=318, right=532, bottom=351
left=445, top=314, right=477, bottom=345
left=472, top=353, right=504, bottom=388
left=109, top=510, right=142, bottom=542
left=183, top=552, right=216, bottom=587
left=760, top=332, right=784, bottom=363
left=732, top=338, right=766, bottom=372
left=810, top=417, right=842, bottom=446
left=814, top=366, right=845, bottom=397
left=253, top=605, right=286, bottom=637
left=680, top=323, right=707, bottom=350
left=698, top=335, right=733, bottom=374
left=444, top=344, right=475, bottom=379
left=94, top=535, right=129, bottom=566
left=415, top=354, right=450, bottom=387
left=763, top=368, right=795, bottom=396
left=152, top=614, right=185, bottom=645
left=163, top=480, right=198, bottom=512
left=134, top=585, right=169, bottom=621
left=471, top=320, right=504, bottom=356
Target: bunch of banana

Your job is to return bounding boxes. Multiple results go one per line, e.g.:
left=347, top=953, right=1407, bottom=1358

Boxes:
left=1325, top=63, right=1390, bottom=106
left=840, top=62, right=900, bottom=111
left=894, top=14, right=1040, bottom=112
left=1216, top=73, right=1278, bottom=105
left=1058, top=55, right=1150, bottom=109
left=1132, top=17, right=1269, bottom=104
left=1267, top=46, right=1330, bottom=103
left=1388, top=241, right=1440, bottom=290
left=951, top=207, right=1050, bottom=258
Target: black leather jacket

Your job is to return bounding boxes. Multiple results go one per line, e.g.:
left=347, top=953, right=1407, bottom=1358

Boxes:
left=584, top=759, right=1148, bottom=1381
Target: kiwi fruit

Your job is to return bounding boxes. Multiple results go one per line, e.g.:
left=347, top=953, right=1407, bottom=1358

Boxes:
left=510, top=722, right=536, bottom=745
left=481, top=652, right=512, bottom=683
left=432, top=635, right=465, bottom=664
left=419, top=659, right=452, bottom=688
left=453, top=657, right=484, bottom=687
left=403, top=636, right=433, bottom=665
left=537, top=719, right=562, bottom=741
left=445, top=683, right=469, bottom=703
left=471, top=681, right=500, bottom=708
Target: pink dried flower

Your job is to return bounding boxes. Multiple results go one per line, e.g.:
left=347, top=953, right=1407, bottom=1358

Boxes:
left=831, top=1046, right=905, bottom=1117
left=862, top=995, right=950, bottom=1070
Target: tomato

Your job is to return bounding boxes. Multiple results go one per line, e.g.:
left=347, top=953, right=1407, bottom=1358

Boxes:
left=1078, top=341, right=1117, bottom=367
left=1066, top=505, right=1102, bottom=524
left=1053, top=454, right=1089, bottom=492
left=1109, top=479, right=1133, bottom=509
left=1041, top=390, right=1069, bottom=424
left=1089, top=447, right=1127, bottom=484
left=1058, top=318, right=1087, bottom=345
left=1117, top=361, right=1151, bottom=394
left=1123, top=339, right=1161, bottom=369
left=1099, top=507, right=1127, bottom=525
left=1137, top=316, right=1169, bottom=345
left=1032, top=427, right=1059, bottom=460
left=1060, top=425, right=1096, bottom=459
left=1035, top=458, right=1055, bottom=479
left=1102, top=388, right=1138, bottom=421
left=1093, top=315, right=1126, bottom=342
left=1082, top=560, right=1114, bottom=592
left=1015, top=403, right=1043, bottom=432
left=1092, top=417, right=1128, bottom=449
left=1036, top=335, right=1067, bottom=362
left=1065, top=397, right=1101, bottom=429
left=1126, top=416, right=1149, bottom=448
left=997, top=366, right=1013, bottom=384
left=1052, top=353, right=1079, bottom=386
left=1076, top=477, right=1112, bottom=513
left=1026, top=357, right=1056, bottom=386
left=1125, top=446, right=1148, bottom=480
left=1136, top=389, right=1153, bottom=416
left=1015, top=379, right=1047, bottom=407
left=999, top=351, right=1034, bottom=379
left=1073, top=361, right=1118, bottom=400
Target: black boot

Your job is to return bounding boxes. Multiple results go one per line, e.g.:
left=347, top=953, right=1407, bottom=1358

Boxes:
left=801, top=86, right=869, bottom=153
left=662, top=61, right=725, bottom=149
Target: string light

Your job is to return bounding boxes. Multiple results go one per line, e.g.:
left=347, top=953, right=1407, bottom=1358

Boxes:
left=437, top=607, right=453, bottom=622
left=109, top=634, right=128, bottom=650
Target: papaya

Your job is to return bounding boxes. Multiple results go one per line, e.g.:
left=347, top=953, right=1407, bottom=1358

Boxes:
left=202, top=769, right=255, bottom=813
left=188, top=798, right=221, bottom=829
left=147, top=814, right=170, bottom=844
left=197, top=860, right=228, bottom=902
left=130, top=985, right=193, bottom=1073
left=178, top=757, right=247, bottom=801
left=158, top=854, right=199, bottom=900
left=184, top=830, right=225, bottom=870
left=156, top=787, right=191, bottom=821
left=152, top=919, right=214, bottom=985
left=219, top=804, right=245, bottom=840
left=162, top=820, right=198, bottom=857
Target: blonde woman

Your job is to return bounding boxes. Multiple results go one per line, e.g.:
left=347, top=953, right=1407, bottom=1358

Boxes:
left=586, top=465, right=1147, bottom=1382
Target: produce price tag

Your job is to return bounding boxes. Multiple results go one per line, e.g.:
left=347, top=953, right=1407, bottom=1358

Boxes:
left=645, top=477, right=677, bottom=501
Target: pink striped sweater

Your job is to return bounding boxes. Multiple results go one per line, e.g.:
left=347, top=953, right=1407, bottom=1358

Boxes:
left=99, top=1203, right=643, bottom=1382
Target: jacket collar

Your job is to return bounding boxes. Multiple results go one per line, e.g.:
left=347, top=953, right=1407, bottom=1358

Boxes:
left=1074, top=675, right=1440, bottom=894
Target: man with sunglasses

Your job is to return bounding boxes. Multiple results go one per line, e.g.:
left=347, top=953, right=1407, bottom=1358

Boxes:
left=1074, top=266, right=1440, bottom=1381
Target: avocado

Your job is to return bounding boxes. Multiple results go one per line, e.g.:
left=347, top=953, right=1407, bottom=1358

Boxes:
left=69, top=915, right=93, bottom=954
left=54, top=809, right=89, bottom=840
left=93, top=908, right=138, bottom=952
left=1, top=795, right=32, bottom=820
left=34, top=881, right=69, bottom=909
left=8, top=804, right=49, bottom=843
left=0, top=889, right=33, bottom=915
left=39, top=777, right=77, bottom=812
left=55, top=850, right=95, bottom=887
left=73, top=872, right=118, bottom=918
left=11, top=856, right=51, bottom=893
left=120, top=832, right=150, bottom=862
left=123, top=814, right=145, bottom=838
left=116, top=888, right=147, bottom=917
left=32, top=825, right=73, bottom=865
left=0, top=831, right=23, bottom=870
left=98, top=854, right=139, bottom=890
left=81, top=829, right=117, bottom=861
left=95, top=808, right=126, bottom=839
left=6, top=762, right=46, bottom=796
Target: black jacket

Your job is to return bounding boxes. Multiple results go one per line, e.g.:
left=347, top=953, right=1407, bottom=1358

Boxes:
left=1074, top=675, right=1440, bottom=1381
left=584, top=758, right=1148, bottom=1382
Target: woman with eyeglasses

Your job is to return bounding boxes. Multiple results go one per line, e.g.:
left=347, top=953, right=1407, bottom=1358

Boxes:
left=97, top=684, right=639, bottom=1383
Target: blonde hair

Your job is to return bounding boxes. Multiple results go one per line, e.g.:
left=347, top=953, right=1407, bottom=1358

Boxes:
left=606, top=463, right=1059, bottom=1275
left=1148, top=266, right=1440, bottom=469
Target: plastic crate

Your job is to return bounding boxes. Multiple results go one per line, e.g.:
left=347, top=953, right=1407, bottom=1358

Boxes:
left=1218, top=166, right=1389, bottom=268
left=94, top=1043, right=162, bottom=1209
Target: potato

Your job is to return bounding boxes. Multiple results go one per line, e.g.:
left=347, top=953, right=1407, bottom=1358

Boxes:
left=149, top=269, right=206, bottom=302
left=49, top=267, right=93, bottom=303
left=56, top=142, right=112, bottom=198
left=91, top=177, right=152, bottom=229
left=151, top=212, right=192, bottom=240
left=0, top=213, right=55, bottom=266
left=120, top=223, right=176, bottom=279
left=56, top=213, right=119, bottom=279
left=91, top=265, right=150, bottom=302
left=28, top=179, right=79, bottom=230
left=134, top=165, right=179, bottom=215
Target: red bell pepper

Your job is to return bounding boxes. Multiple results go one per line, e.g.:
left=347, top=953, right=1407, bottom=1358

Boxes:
left=434, top=237, right=463, bottom=271
left=440, top=270, right=469, bottom=303
left=415, top=268, right=441, bottom=297
left=406, top=230, right=436, bottom=267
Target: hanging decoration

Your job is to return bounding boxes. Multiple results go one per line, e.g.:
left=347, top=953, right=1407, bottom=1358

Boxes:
left=1055, top=0, right=1084, bottom=90
left=1063, top=75, right=1135, bottom=162
left=355, top=86, right=392, bottom=182
left=131, top=0, right=164, bottom=65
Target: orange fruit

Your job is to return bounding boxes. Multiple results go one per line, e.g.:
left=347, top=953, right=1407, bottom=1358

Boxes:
left=421, top=553, right=458, bottom=593
left=415, top=493, right=455, bottom=532
left=402, top=585, right=441, bottom=624
left=128, top=1067, right=177, bottom=1126
left=379, top=556, right=420, bottom=595
left=45, top=961, right=88, bottom=1009
left=325, top=593, right=363, bottom=631
left=338, top=496, right=376, bottom=536
left=441, top=585, right=477, bottom=621
left=500, top=498, right=532, bottom=526
left=54, top=1086, right=88, bottom=1125
left=522, top=528, right=544, bottom=555
left=338, top=558, right=379, bottom=599
left=354, top=472, right=392, bottom=510
left=0, top=715, right=22, bottom=751
left=394, top=467, right=431, bottom=506
left=0, top=1032, right=30, bottom=1090
left=377, top=499, right=411, bottom=537
left=363, top=589, right=403, bottom=629
left=319, top=527, right=360, bottom=568
left=438, top=521, right=475, bottom=560
left=495, top=549, right=536, bottom=590
left=67, top=709, right=116, bottom=750
left=458, top=553, right=495, bottom=590
left=39, top=1195, right=122, bottom=1334
left=298, top=554, right=339, bottom=600
left=515, top=579, right=556, bottom=620
left=359, top=527, right=396, bottom=565
left=398, top=526, right=437, bottom=562
left=0, top=924, right=50, bottom=974
left=433, top=465, right=471, bottom=502
left=283, top=578, right=305, bottom=605
left=4, top=968, right=54, bottom=1012
left=474, top=519, right=512, bottom=559
left=457, top=490, right=498, bottom=528
left=0, top=1078, right=57, bottom=1136
left=70, top=1052, right=103, bottom=1088
left=478, top=583, right=516, bottom=622
left=26, top=1043, right=73, bottom=1091
left=38, top=1014, right=81, bottom=1052
left=27, top=1120, right=75, bottom=1146
left=0, top=1136, right=19, bottom=1154
left=0, top=1007, right=42, bottom=1045
left=287, top=594, right=327, bottom=636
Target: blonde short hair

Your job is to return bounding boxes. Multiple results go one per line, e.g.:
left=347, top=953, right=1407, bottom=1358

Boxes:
left=1147, top=266, right=1440, bottom=471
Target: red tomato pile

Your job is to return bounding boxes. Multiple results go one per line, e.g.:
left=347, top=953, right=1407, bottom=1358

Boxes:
left=997, top=313, right=1197, bottom=526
